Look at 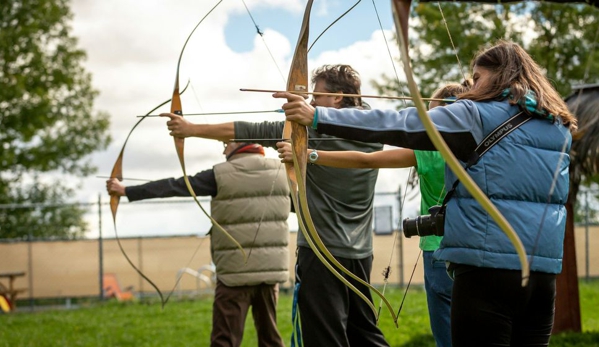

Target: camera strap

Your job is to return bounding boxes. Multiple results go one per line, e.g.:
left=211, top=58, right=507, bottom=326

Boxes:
left=441, top=111, right=532, bottom=206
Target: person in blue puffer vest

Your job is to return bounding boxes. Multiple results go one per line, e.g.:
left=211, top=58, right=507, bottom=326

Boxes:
left=274, top=40, right=577, bottom=347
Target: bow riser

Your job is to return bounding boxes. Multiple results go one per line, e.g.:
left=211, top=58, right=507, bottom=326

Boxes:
left=107, top=87, right=190, bottom=307
left=284, top=0, right=311, bottom=192
left=109, top=153, right=123, bottom=219
left=169, top=4, right=247, bottom=265
left=285, top=0, right=398, bottom=324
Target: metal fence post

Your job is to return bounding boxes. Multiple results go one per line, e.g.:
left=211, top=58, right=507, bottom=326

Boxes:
left=397, top=184, right=404, bottom=288
left=138, top=236, right=144, bottom=295
left=585, top=190, right=590, bottom=281
left=27, top=230, right=34, bottom=311
left=98, top=193, right=104, bottom=300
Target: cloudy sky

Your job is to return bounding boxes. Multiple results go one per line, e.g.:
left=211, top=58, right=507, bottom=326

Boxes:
left=69, top=0, right=419, bottom=238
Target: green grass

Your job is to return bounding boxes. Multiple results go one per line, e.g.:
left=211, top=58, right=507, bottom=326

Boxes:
left=1, top=281, right=599, bottom=347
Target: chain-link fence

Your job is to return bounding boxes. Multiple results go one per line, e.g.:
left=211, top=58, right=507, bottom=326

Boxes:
left=1, top=189, right=597, bottom=311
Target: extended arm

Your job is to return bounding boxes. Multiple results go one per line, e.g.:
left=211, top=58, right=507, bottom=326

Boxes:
left=106, top=170, right=217, bottom=202
left=276, top=141, right=416, bottom=168
left=273, top=92, right=483, bottom=162
left=160, top=113, right=234, bottom=142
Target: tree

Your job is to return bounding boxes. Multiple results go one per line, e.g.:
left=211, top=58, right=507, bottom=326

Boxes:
left=373, top=1, right=599, bottom=100
left=0, top=0, right=111, bottom=239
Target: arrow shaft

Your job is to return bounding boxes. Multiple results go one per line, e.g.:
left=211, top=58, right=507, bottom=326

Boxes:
left=240, top=88, right=452, bottom=102
left=138, top=109, right=283, bottom=118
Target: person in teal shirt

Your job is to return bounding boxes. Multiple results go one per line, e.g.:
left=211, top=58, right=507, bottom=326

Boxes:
left=277, top=81, right=471, bottom=347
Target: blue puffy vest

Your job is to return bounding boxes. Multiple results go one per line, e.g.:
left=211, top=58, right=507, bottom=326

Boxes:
left=435, top=100, right=571, bottom=274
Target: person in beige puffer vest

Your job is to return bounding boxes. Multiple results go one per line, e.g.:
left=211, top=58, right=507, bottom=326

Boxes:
left=107, top=142, right=290, bottom=347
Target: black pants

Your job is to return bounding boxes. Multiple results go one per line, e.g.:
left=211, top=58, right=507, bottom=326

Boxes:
left=451, top=265, right=556, bottom=347
left=296, top=246, right=389, bottom=347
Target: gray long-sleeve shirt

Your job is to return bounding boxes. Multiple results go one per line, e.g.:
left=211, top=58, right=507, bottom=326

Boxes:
left=235, top=120, right=383, bottom=259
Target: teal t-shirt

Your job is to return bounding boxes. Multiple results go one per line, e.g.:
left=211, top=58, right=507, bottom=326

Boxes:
left=414, top=150, right=446, bottom=251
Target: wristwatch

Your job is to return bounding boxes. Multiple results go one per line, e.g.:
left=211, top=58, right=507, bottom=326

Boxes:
left=308, top=149, right=319, bottom=164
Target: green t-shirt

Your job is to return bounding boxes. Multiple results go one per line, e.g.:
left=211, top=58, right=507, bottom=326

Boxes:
left=414, top=150, right=446, bottom=251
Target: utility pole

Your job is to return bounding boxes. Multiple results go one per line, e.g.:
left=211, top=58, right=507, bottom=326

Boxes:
left=397, top=184, right=404, bottom=288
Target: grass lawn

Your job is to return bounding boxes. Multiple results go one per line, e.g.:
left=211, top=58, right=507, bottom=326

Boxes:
left=1, top=280, right=598, bottom=346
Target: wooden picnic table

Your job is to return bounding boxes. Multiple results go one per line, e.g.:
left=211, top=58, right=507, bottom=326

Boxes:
left=0, top=271, right=26, bottom=309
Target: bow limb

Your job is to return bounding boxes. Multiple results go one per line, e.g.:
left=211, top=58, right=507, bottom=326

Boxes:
left=108, top=82, right=191, bottom=307
left=390, top=0, right=530, bottom=286
left=170, top=0, right=246, bottom=262
left=393, top=0, right=411, bottom=55
left=285, top=0, right=398, bottom=324
left=110, top=81, right=191, bottom=220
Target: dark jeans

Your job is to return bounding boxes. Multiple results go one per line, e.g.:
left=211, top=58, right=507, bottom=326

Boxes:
left=451, top=265, right=556, bottom=347
left=423, top=251, right=453, bottom=347
left=296, top=246, right=389, bottom=347
left=211, top=280, right=284, bottom=347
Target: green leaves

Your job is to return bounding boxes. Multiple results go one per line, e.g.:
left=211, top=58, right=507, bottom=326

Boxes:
left=375, top=1, right=599, bottom=101
left=0, top=0, right=111, bottom=239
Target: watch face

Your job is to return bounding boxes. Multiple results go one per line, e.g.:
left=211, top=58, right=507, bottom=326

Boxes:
left=309, top=151, right=318, bottom=163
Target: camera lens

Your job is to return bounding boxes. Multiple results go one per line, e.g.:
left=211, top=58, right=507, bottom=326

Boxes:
left=403, top=215, right=435, bottom=238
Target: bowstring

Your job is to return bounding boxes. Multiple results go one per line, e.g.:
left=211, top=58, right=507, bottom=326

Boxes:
left=384, top=0, right=471, bottom=323
left=110, top=80, right=191, bottom=308
left=371, top=0, right=407, bottom=108
left=165, top=80, right=210, bottom=305
left=245, top=151, right=285, bottom=263
left=376, top=173, right=413, bottom=323
left=190, top=82, right=205, bottom=113
left=307, top=0, right=362, bottom=53
left=241, top=0, right=287, bottom=84
left=370, top=0, right=413, bottom=322
left=163, top=235, right=209, bottom=305
left=437, top=2, right=468, bottom=82
left=163, top=0, right=227, bottom=306
left=240, top=0, right=289, bottom=263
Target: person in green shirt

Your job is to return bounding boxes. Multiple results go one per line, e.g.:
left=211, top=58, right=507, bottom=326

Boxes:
left=277, top=81, right=471, bottom=347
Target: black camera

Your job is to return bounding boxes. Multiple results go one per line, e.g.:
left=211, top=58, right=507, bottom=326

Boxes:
left=402, top=205, right=445, bottom=238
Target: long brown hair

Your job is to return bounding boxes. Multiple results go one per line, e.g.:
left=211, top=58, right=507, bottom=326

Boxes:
left=459, top=40, right=577, bottom=130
